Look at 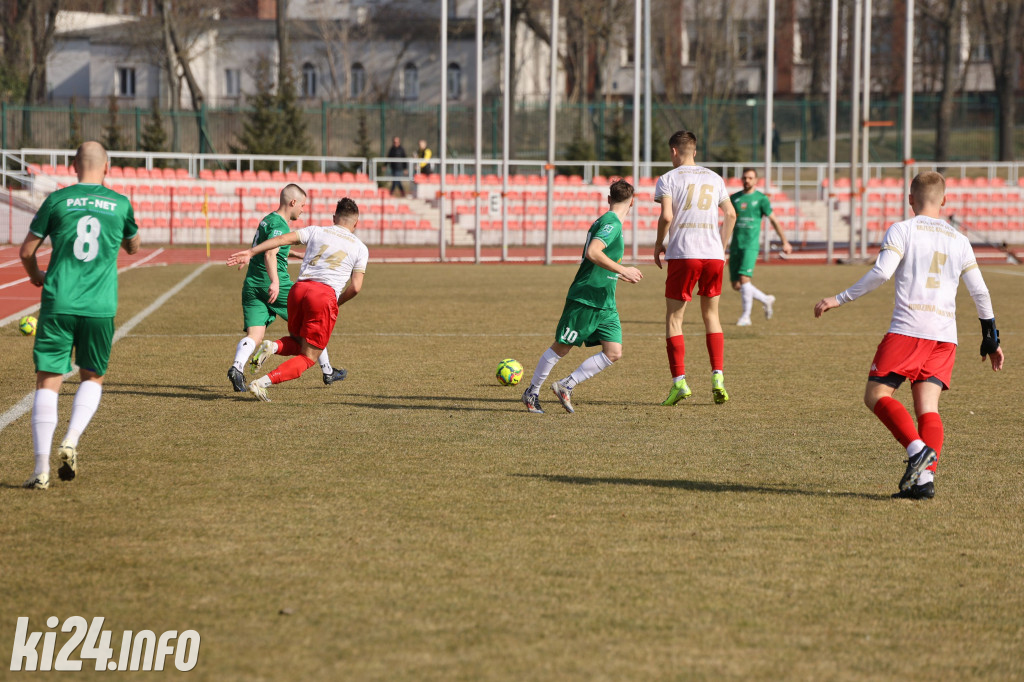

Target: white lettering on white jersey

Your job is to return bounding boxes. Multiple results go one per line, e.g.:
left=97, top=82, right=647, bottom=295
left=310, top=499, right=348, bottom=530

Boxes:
left=654, top=165, right=730, bottom=260
left=883, top=216, right=978, bottom=344
left=295, top=225, right=369, bottom=298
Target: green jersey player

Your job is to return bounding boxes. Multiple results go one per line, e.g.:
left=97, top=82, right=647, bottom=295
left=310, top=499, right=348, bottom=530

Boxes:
left=728, top=168, right=792, bottom=326
left=226, top=184, right=346, bottom=391
left=20, top=141, right=141, bottom=489
left=521, top=179, right=644, bottom=414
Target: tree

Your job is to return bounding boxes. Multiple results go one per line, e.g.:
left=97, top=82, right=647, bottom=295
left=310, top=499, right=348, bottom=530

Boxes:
left=276, top=67, right=311, bottom=156
left=141, top=98, right=168, bottom=164
left=979, top=0, right=1024, bottom=160
left=103, top=95, right=123, bottom=151
left=232, top=58, right=282, bottom=157
left=66, top=96, right=83, bottom=149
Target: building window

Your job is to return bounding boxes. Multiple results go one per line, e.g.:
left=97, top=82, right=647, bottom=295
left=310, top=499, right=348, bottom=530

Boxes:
left=403, top=62, right=418, bottom=100
left=302, top=62, right=317, bottom=98
left=225, top=69, right=240, bottom=97
left=350, top=63, right=365, bottom=98
left=117, top=66, right=136, bottom=97
left=735, top=20, right=766, bottom=64
left=447, top=63, right=461, bottom=99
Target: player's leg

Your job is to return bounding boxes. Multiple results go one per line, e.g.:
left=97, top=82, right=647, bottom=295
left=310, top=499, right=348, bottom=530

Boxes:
left=25, top=313, right=76, bottom=488
left=904, top=379, right=943, bottom=497
left=865, top=376, right=936, bottom=494
left=663, top=259, right=694, bottom=405
left=552, top=312, right=622, bottom=414
left=249, top=284, right=292, bottom=373
left=523, top=314, right=574, bottom=412
left=731, top=253, right=753, bottom=325
left=54, top=316, right=114, bottom=482
left=697, top=260, right=728, bottom=404
left=317, top=347, right=347, bottom=385
left=231, top=284, right=272, bottom=389
left=701, top=295, right=729, bottom=404
left=250, top=282, right=336, bottom=401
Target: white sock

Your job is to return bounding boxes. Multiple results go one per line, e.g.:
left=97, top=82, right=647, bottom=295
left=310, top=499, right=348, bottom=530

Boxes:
left=232, top=337, right=256, bottom=371
left=917, top=470, right=934, bottom=485
left=255, top=375, right=272, bottom=388
left=739, top=283, right=754, bottom=319
left=529, top=348, right=562, bottom=394
left=31, top=389, right=59, bottom=476
left=565, top=352, right=613, bottom=389
left=673, top=374, right=686, bottom=383
left=906, top=439, right=927, bottom=457
left=318, top=348, right=332, bottom=375
left=65, top=381, right=102, bottom=447
left=744, top=280, right=771, bottom=304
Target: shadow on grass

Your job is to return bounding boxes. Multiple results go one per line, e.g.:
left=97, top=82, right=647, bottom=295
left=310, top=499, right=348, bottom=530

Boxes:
left=104, top=384, right=227, bottom=401
left=515, top=473, right=890, bottom=501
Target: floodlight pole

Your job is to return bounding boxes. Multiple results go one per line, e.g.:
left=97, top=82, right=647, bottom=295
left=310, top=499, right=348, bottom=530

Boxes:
left=501, top=0, right=511, bottom=261
left=544, top=0, right=558, bottom=265
left=439, top=0, right=448, bottom=262
left=826, top=0, right=838, bottom=263
left=849, top=0, right=862, bottom=261
left=903, top=0, right=914, bottom=220
left=763, top=0, right=775, bottom=263
left=474, top=0, right=483, bottom=264
left=643, top=0, right=652, bottom=177
left=859, top=0, right=872, bottom=259
left=631, top=0, right=641, bottom=263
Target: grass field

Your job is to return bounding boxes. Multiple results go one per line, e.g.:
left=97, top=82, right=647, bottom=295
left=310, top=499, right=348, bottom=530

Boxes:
left=1, top=261, right=1021, bottom=681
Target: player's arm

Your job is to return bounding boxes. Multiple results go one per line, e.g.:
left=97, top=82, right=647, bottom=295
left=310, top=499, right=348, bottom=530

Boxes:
left=814, top=247, right=901, bottom=317
left=264, top=248, right=281, bottom=303
left=654, top=196, right=672, bottom=269
left=719, top=198, right=736, bottom=249
left=962, top=264, right=1004, bottom=371
left=226, top=232, right=301, bottom=268
left=766, top=213, right=792, bottom=253
left=19, top=232, right=46, bottom=287
left=338, top=271, right=364, bottom=306
left=586, top=238, right=643, bottom=284
left=122, top=234, right=141, bottom=255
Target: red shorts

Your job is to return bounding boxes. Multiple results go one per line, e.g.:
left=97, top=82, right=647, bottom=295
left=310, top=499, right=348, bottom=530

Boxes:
left=665, top=258, right=724, bottom=301
left=869, top=333, right=957, bottom=389
left=286, top=280, right=338, bottom=350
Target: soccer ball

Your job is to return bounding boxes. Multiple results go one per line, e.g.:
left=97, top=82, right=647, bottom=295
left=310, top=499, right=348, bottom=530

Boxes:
left=495, top=358, right=524, bottom=386
left=18, top=315, right=37, bottom=336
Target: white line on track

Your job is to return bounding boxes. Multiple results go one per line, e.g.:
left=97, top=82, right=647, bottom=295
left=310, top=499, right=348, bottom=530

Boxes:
left=0, top=258, right=207, bottom=435
left=0, top=248, right=165, bottom=329
left=0, top=249, right=50, bottom=269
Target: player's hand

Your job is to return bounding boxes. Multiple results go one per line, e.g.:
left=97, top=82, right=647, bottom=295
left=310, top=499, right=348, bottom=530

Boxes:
left=653, top=242, right=666, bottom=269
left=984, top=346, right=1004, bottom=371
left=268, top=281, right=279, bottom=304
left=226, top=250, right=252, bottom=269
left=814, top=297, right=839, bottom=318
left=29, top=270, right=45, bottom=287
left=619, top=267, right=643, bottom=284
left=781, top=241, right=793, bottom=255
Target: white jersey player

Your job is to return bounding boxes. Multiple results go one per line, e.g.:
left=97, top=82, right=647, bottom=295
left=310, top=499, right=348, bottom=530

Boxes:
left=227, top=198, right=369, bottom=402
left=815, top=172, right=1003, bottom=500
left=653, top=130, right=737, bottom=406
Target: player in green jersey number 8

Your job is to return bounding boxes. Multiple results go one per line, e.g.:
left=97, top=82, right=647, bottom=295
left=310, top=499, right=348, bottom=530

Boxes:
left=19, top=141, right=141, bottom=490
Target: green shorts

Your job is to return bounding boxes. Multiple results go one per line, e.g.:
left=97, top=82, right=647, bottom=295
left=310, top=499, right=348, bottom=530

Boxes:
left=555, top=301, right=622, bottom=347
left=241, top=280, right=291, bottom=330
left=729, top=246, right=760, bottom=282
left=33, top=313, right=115, bottom=376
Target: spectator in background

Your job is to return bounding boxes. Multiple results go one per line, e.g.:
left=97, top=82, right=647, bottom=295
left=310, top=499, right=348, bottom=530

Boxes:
left=417, top=139, right=434, bottom=175
left=387, top=136, right=407, bottom=197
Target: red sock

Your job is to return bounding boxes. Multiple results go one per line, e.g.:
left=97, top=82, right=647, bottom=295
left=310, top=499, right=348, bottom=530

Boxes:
left=268, top=355, right=316, bottom=384
left=275, top=337, right=302, bottom=356
left=666, top=335, right=686, bottom=377
left=918, top=412, right=944, bottom=472
left=705, top=332, right=724, bottom=372
left=872, top=396, right=920, bottom=449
